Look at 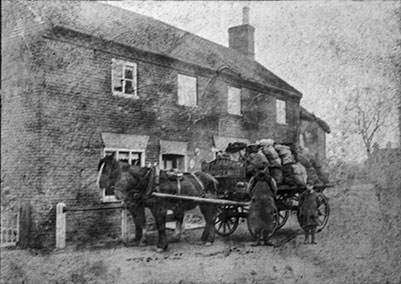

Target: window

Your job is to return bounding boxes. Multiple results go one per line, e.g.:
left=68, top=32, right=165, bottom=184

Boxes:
left=102, top=149, right=144, bottom=202
left=161, top=154, right=185, bottom=171
left=177, top=74, right=197, bottom=106
left=227, top=86, right=242, bottom=115
left=112, top=59, right=138, bottom=98
left=276, top=99, right=287, bottom=124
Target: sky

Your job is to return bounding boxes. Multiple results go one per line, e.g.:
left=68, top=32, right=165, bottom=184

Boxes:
left=105, top=1, right=401, bottom=161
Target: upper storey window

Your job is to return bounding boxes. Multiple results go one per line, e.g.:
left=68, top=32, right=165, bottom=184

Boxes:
left=177, top=74, right=197, bottom=107
left=227, top=86, right=242, bottom=115
left=276, top=99, right=287, bottom=124
left=112, top=59, right=138, bottom=98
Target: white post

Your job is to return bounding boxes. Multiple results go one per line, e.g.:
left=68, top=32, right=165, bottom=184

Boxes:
left=16, top=202, right=20, bottom=244
left=56, top=202, right=66, bottom=249
left=121, top=206, right=128, bottom=244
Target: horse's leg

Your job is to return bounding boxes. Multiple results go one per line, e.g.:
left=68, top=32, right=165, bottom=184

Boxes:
left=199, top=204, right=218, bottom=246
left=171, top=208, right=185, bottom=243
left=128, top=205, right=146, bottom=246
left=150, top=206, right=168, bottom=252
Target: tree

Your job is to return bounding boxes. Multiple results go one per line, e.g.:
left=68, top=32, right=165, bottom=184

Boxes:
left=344, top=86, right=396, bottom=158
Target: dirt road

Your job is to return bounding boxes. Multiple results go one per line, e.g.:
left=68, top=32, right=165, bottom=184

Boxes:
left=1, top=184, right=400, bottom=284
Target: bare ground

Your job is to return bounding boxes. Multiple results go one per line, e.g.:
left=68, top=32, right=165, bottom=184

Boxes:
left=1, top=184, right=401, bottom=284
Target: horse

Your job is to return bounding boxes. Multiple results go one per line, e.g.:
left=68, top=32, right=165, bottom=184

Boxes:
left=247, top=171, right=278, bottom=246
left=97, top=153, right=219, bottom=252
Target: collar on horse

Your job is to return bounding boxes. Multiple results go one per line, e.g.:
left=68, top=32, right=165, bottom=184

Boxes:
left=126, top=167, right=154, bottom=202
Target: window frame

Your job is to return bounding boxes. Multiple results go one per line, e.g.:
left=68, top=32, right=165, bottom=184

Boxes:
left=111, top=58, right=138, bottom=99
left=177, top=74, right=198, bottom=107
left=227, top=86, right=242, bottom=116
left=276, top=99, right=287, bottom=125
left=161, top=154, right=185, bottom=171
left=101, top=148, right=145, bottom=203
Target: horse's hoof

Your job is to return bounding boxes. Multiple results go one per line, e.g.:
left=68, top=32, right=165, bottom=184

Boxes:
left=204, top=242, right=212, bottom=246
left=156, top=248, right=165, bottom=253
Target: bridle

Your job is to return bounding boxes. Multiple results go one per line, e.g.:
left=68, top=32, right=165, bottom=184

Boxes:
left=126, top=167, right=154, bottom=202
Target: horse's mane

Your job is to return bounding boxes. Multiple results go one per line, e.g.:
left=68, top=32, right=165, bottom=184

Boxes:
left=127, top=165, right=150, bottom=181
left=98, top=155, right=148, bottom=180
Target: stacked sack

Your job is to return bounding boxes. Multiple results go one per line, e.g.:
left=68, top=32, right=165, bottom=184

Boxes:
left=297, top=148, right=329, bottom=185
left=259, top=139, right=308, bottom=187
left=275, top=143, right=307, bottom=187
left=259, top=139, right=283, bottom=184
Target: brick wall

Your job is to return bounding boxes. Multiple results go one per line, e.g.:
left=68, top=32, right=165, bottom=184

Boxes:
left=1, top=3, right=55, bottom=247
left=2, top=4, right=301, bottom=248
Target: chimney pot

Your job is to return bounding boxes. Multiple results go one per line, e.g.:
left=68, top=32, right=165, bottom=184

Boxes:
left=242, top=6, right=250, bottom=25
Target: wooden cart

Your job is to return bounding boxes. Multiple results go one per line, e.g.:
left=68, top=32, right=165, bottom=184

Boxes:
left=201, top=159, right=332, bottom=237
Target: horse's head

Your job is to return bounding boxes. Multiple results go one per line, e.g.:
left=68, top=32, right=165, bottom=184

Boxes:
left=97, top=152, right=120, bottom=195
left=114, top=166, right=152, bottom=202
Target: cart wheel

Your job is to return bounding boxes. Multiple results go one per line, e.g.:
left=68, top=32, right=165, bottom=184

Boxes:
left=316, top=194, right=330, bottom=232
left=247, top=207, right=279, bottom=239
left=276, top=210, right=290, bottom=230
left=214, top=205, right=240, bottom=236
left=297, top=194, right=330, bottom=232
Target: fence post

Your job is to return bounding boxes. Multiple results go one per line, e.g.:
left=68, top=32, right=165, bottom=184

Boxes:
left=56, top=202, right=66, bottom=249
left=121, top=205, right=128, bottom=244
left=19, top=201, right=31, bottom=249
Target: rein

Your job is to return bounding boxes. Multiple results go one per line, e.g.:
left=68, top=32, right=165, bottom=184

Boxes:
left=96, top=162, right=105, bottom=188
left=190, top=173, right=206, bottom=197
left=128, top=167, right=154, bottom=200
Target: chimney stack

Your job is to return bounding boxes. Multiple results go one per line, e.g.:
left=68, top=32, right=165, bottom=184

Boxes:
left=228, top=6, right=255, bottom=59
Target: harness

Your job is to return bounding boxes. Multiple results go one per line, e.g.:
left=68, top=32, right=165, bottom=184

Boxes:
left=126, top=167, right=153, bottom=204
left=147, top=167, right=207, bottom=197
left=189, top=172, right=206, bottom=197
left=123, top=166, right=209, bottom=207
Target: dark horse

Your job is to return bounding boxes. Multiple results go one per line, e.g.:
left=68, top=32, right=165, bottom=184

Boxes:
left=97, top=153, right=219, bottom=252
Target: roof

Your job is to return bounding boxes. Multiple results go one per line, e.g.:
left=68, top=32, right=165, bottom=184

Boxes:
left=29, top=1, right=302, bottom=96
left=300, top=107, right=331, bottom=133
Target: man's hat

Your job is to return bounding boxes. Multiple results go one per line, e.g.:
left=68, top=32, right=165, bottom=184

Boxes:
left=225, top=142, right=247, bottom=153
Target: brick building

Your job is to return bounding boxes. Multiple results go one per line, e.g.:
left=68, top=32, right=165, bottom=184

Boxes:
left=2, top=2, right=303, bottom=247
left=299, top=107, right=331, bottom=163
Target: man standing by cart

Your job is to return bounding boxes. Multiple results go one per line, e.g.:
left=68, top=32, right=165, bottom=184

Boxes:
left=246, top=144, right=277, bottom=197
